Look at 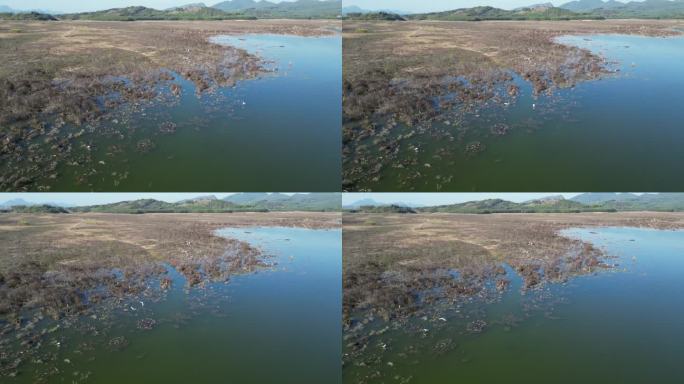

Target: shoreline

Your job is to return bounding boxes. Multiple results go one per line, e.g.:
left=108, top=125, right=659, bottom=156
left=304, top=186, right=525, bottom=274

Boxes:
left=0, top=20, right=340, bottom=191
left=342, top=211, right=684, bottom=338
left=342, top=20, right=684, bottom=190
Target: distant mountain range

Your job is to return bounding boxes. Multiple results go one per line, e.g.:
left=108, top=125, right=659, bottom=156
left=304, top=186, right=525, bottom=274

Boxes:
left=344, top=1, right=684, bottom=20
left=569, top=193, right=684, bottom=211
left=405, top=5, right=604, bottom=21
left=346, top=193, right=684, bottom=214
left=560, top=0, right=626, bottom=12
left=58, top=5, right=254, bottom=21
left=341, top=5, right=410, bottom=15
left=343, top=198, right=424, bottom=209
left=0, top=5, right=61, bottom=14
left=0, top=198, right=33, bottom=208
left=0, top=193, right=341, bottom=213
left=0, top=198, right=74, bottom=208
left=2, top=0, right=341, bottom=19
left=6, top=193, right=684, bottom=214
left=559, top=0, right=684, bottom=18
left=5, top=1, right=684, bottom=20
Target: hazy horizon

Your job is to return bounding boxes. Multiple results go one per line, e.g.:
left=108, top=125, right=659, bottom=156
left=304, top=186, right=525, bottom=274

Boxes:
left=0, top=193, right=300, bottom=206
left=0, top=0, right=303, bottom=13
left=342, top=0, right=639, bottom=13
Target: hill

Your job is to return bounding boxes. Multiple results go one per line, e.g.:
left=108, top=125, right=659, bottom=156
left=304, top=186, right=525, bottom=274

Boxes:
left=222, top=193, right=341, bottom=211
left=411, top=197, right=602, bottom=213
left=212, top=0, right=275, bottom=11
left=409, top=5, right=603, bottom=21
left=212, top=0, right=341, bottom=19
left=350, top=204, right=417, bottom=214
left=1, top=194, right=339, bottom=214
left=570, top=192, right=640, bottom=205
left=560, top=0, right=684, bottom=18
left=560, top=0, right=625, bottom=12
left=341, top=5, right=365, bottom=15
left=222, top=192, right=290, bottom=205
left=594, top=0, right=684, bottom=19
left=571, top=193, right=684, bottom=211
left=0, top=198, right=34, bottom=208
left=5, top=204, right=69, bottom=213
left=346, top=193, right=684, bottom=214
left=343, top=198, right=386, bottom=209
left=347, top=197, right=596, bottom=214
left=0, top=11, right=58, bottom=20
left=60, top=5, right=253, bottom=21
left=344, top=11, right=406, bottom=21
left=167, top=3, right=209, bottom=11
left=50, top=193, right=341, bottom=214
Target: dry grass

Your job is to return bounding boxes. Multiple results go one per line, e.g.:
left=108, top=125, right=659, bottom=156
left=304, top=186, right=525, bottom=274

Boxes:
left=0, top=19, right=337, bottom=81
left=0, top=20, right=339, bottom=191
left=342, top=20, right=684, bottom=190
left=0, top=211, right=339, bottom=319
left=343, top=19, right=683, bottom=125
left=343, top=211, right=684, bottom=325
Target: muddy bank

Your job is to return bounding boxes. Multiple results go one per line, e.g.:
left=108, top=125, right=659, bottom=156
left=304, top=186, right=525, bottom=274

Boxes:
left=342, top=212, right=684, bottom=373
left=342, top=20, right=683, bottom=190
left=0, top=20, right=339, bottom=191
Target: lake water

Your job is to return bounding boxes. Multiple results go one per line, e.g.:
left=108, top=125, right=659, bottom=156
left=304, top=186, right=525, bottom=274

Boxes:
left=37, top=34, right=341, bottom=192
left=347, top=34, right=684, bottom=192
left=5, top=226, right=341, bottom=383
left=343, top=227, right=684, bottom=383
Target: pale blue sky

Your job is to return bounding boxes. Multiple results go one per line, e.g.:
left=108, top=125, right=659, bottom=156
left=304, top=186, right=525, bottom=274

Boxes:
left=343, top=0, right=633, bottom=13
left=0, top=193, right=241, bottom=206
left=342, top=193, right=582, bottom=206
left=2, top=0, right=294, bottom=13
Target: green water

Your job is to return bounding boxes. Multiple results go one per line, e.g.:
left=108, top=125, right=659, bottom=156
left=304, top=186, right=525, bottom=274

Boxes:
left=5, top=227, right=341, bottom=383
left=42, top=34, right=341, bottom=192
left=343, top=227, right=684, bottom=383
left=348, top=35, right=684, bottom=192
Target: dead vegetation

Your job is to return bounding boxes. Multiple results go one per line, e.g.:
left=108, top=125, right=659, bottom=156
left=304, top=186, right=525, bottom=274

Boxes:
left=0, top=211, right=339, bottom=321
left=342, top=20, right=684, bottom=190
left=343, top=211, right=684, bottom=327
left=342, top=211, right=684, bottom=382
left=0, top=19, right=338, bottom=191
left=343, top=19, right=681, bottom=126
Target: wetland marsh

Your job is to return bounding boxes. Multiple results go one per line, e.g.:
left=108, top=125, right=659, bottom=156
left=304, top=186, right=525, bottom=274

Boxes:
left=342, top=20, right=684, bottom=191
left=0, top=212, right=341, bottom=382
left=0, top=20, right=340, bottom=191
left=342, top=212, right=684, bottom=383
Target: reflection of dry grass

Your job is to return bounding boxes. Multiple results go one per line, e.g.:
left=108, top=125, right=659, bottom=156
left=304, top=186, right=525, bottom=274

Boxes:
left=343, top=211, right=684, bottom=324
left=0, top=212, right=339, bottom=319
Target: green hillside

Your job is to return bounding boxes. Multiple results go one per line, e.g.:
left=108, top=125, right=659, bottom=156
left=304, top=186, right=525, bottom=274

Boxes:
left=560, top=0, right=684, bottom=19
left=6, top=205, right=69, bottom=213
left=347, top=194, right=684, bottom=214
left=343, top=11, right=406, bottom=21
left=409, top=5, right=603, bottom=21
left=0, top=193, right=342, bottom=214
left=223, top=193, right=341, bottom=211
left=60, top=5, right=253, bottom=21
left=572, top=193, right=684, bottom=211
